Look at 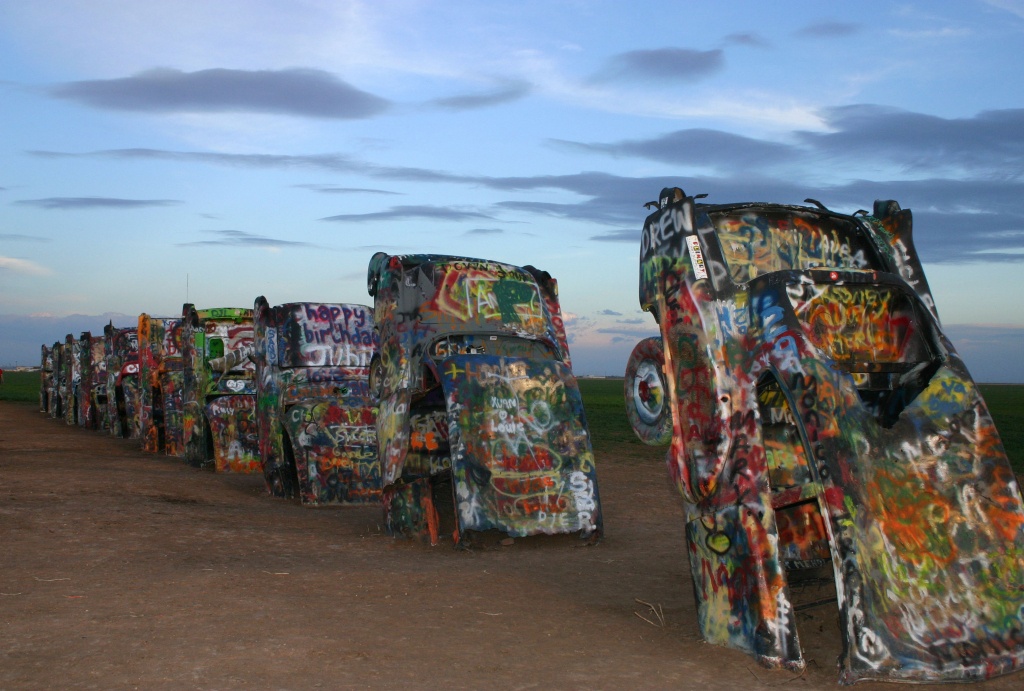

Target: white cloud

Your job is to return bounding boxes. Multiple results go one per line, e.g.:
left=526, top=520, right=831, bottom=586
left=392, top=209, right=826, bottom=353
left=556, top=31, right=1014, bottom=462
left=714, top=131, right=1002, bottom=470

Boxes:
left=0, top=256, right=52, bottom=276
left=983, top=0, right=1024, bottom=20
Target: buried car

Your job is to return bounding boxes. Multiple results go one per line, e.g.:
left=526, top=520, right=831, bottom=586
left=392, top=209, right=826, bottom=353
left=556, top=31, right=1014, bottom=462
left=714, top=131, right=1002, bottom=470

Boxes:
left=181, top=305, right=260, bottom=473
left=62, top=333, right=81, bottom=425
left=104, top=324, right=141, bottom=439
left=76, top=331, right=108, bottom=430
left=625, top=188, right=1024, bottom=683
left=253, top=298, right=380, bottom=505
left=39, top=345, right=54, bottom=414
left=366, top=252, right=601, bottom=545
left=137, top=314, right=185, bottom=456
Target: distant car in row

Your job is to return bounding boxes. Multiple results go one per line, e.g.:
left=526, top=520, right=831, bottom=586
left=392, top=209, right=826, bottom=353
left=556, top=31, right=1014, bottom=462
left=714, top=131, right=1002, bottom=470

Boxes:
left=253, top=299, right=379, bottom=505
left=35, top=253, right=604, bottom=550
left=181, top=305, right=259, bottom=473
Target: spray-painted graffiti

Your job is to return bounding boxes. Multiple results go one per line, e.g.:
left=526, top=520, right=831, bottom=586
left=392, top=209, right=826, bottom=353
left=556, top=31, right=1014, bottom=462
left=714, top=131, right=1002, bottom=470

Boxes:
left=180, top=304, right=260, bottom=472
left=205, top=394, right=260, bottom=473
left=253, top=298, right=380, bottom=505
left=627, top=189, right=1024, bottom=683
left=39, top=344, right=54, bottom=414
left=53, top=340, right=69, bottom=419
left=63, top=334, right=81, bottom=426
left=137, top=314, right=185, bottom=456
left=442, top=355, right=600, bottom=537
left=76, top=332, right=108, bottom=430
left=367, top=252, right=601, bottom=545
left=104, top=324, right=140, bottom=439
left=624, top=336, right=671, bottom=445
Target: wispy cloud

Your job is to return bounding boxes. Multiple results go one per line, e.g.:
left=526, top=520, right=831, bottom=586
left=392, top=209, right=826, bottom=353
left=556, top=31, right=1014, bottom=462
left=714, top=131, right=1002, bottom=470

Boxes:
left=981, top=0, right=1024, bottom=20
left=557, top=106, right=1024, bottom=181
left=465, top=227, right=505, bottom=235
left=0, top=233, right=49, bottom=242
left=294, top=184, right=401, bottom=195
left=591, top=48, right=724, bottom=83
left=592, top=229, right=640, bottom=243
left=798, top=105, right=1024, bottom=178
left=794, top=21, right=863, bottom=38
left=26, top=104, right=1024, bottom=262
left=552, top=129, right=791, bottom=168
left=320, top=205, right=495, bottom=223
left=429, top=79, right=532, bottom=110
left=177, top=230, right=313, bottom=249
left=14, top=196, right=182, bottom=210
left=29, top=148, right=470, bottom=184
left=723, top=32, right=770, bottom=48
left=0, top=256, right=52, bottom=276
left=49, top=68, right=390, bottom=119
left=598, top=309, right=622, bottom=316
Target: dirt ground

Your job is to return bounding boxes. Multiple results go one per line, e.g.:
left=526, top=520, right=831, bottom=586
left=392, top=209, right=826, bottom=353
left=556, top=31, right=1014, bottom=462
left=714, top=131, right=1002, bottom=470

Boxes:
left=2, top=400, right=1023, bottom=691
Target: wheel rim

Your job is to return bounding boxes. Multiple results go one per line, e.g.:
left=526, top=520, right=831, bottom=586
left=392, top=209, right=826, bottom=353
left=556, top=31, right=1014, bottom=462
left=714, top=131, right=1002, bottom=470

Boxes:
left=632, top=360, right=665, bottom=424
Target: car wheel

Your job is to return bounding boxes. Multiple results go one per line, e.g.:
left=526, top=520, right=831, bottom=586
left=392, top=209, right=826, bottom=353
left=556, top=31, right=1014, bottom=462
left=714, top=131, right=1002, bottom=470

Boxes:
left=369, top=354, right=384, bottom=400
left=624, top=336, right=672, bottom=445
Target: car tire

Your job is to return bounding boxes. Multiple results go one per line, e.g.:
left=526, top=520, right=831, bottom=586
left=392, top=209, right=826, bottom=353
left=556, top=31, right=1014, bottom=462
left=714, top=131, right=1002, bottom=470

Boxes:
left=369, top=354, right=384, bottom=400
left=624, top=336, right=672, bottom=445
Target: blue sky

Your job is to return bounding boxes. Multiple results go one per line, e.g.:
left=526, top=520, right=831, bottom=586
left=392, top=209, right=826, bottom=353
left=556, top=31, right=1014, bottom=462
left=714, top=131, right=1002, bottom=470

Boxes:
left=2, top=0, right=1023, bottom=381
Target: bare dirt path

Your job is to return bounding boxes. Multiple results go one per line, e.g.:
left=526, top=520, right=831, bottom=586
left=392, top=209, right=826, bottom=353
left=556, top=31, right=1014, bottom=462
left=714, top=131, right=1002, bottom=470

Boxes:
left=2, top=400, right=1021, bottom=690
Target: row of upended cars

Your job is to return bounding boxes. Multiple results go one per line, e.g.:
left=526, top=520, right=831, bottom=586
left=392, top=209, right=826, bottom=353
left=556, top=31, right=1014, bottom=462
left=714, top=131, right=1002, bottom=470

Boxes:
left=39, top=252, right=602, bottom=545
left=36, top=190, right=1024, bottom=685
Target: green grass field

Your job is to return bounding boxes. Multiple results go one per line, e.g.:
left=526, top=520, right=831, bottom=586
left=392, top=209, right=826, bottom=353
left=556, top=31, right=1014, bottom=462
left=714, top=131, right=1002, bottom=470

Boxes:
left=0, top=369, right=40, bottom=404
left=2, top=369, right=1019, bottom=473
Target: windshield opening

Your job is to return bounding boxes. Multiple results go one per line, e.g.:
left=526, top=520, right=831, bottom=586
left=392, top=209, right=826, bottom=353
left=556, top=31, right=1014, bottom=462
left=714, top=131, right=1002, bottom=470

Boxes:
left=713, top=210, right=883, bottom=284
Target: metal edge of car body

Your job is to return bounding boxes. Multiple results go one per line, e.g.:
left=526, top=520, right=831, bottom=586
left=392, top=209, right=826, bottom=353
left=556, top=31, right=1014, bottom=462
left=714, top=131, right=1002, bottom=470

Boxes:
left=633, top=187, right=1024, bottom=683
left=253, top=296, right=380, bottom=506
left=367, top=252, right=602, bottom=545
left=180, top=303, right=260, bottom=473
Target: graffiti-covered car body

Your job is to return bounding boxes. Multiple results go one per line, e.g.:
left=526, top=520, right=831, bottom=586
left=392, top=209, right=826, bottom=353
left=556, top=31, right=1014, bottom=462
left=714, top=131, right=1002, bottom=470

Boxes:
left=367, top=253, right=602, bottom=545
left=76, top=332, right=108, bottom=430
left=181, top=305, right=260, bottom=473
left=62, top=333, right=81, bottom=425
left=137, top=314, right=185, bottom=455
left=628, top=188, right=1024, bottom=683
left=253, top=297, right=380, bottom=505
left=39, top=344, right=54, bottom=414
left=47, top=341, right=66, bottom=418
left=104, top=324, right=141, bottom=438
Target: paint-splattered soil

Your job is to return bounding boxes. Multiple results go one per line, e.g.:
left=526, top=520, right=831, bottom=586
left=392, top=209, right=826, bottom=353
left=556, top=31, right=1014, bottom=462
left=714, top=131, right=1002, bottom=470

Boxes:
left=1, top=400, right=1021, bottom=690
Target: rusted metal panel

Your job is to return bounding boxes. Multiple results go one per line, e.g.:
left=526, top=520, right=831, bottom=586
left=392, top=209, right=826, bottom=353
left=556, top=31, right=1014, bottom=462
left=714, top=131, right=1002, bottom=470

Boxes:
left=367, top=253, right=602, bottom=545
left=627, top=188, right=1024, bottom=683
left=253, top=298, right=380, bottom=505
